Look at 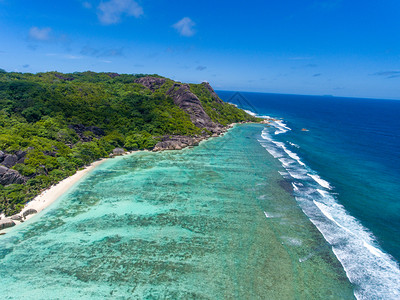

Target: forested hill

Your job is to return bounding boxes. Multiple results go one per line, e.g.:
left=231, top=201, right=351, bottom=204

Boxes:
left=0, top=70, right=258, bottom=216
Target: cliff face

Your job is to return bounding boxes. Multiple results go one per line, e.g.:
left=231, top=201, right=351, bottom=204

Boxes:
left=166, top=83, right=223, bottom=134
left=133, top=76, right=258, bottom=151
left=134, top=77, right=166, bottom=91
left=134, top=77, right=224, bottom=134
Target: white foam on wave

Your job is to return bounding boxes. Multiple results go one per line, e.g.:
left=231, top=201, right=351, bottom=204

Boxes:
left=262, top=131, right=305, bottom=167
left=260, top=131, right=272, bottom=141
left=309, top=198, right=400, bottom=299
left=264, top=146, right=282, bottom=158
left=317, top=189, right=329, bottom=197
left=282, top=146, right=306, bottom=166
left=363, top=241, right=385, bottom=258
left=313, top=200, right=353, bottom=235
left=288, top=142, right=300, bottom=148
left=287, top=170, right=307, bottom=180
left=276, top=120, right=291, bottom=130
left=244, top=109, right=257, bottom=117
left=258, top=125, right=400, bottom=299
left=274, top=120, right=291, bottom=135
left=278, top=158, right=292, bottom=168
left=264, top=211, right=271, bottom=218
left=307, top=173, right=332, bottom=189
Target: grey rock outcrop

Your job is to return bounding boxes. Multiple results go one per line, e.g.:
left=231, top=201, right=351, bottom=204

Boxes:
left=68, top=124, right=105, bottom=142
left=0, top=166, right=25, bottom=185
left=15, top=151, right=27, bottom=164
left=15, top=150, right=27, bottom=159
left=2, top=154, right=18, bottom=168
left=0, top=151, right=5, bottom=163
left=134, top=77, right=227, bottom=134
left=107, top=72, right=120, bottom=78
left=54, top=73, right=74, bottom=81
left=153, top=135, right=215, bottom=151
left=0, top=218, right=15, bottom=230
left=0, top=166, right=7, bottom=175
left=10, top=214, right=23, bottom=221
left=112, top=148, right=125, bottom=156
left=22, top=208, right=37, bottom=219
left=134, top=76, right=166, bottom=91
left=167, top=83, right=224, bottom=134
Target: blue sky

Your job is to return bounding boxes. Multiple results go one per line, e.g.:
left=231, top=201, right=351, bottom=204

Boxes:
left=1, top=0, right=400, bottom=99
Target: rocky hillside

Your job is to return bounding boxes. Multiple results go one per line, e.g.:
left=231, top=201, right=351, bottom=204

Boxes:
left=0, top=71, right=258, bottom=216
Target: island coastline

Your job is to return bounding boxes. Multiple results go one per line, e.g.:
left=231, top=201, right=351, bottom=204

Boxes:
left=0, top=122, right=259, bottom=232
left=0, top=157, right=108, bottom=231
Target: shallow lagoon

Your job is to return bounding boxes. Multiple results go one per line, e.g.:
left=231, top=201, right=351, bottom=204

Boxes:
left=0, top=124, right=354, bottom=299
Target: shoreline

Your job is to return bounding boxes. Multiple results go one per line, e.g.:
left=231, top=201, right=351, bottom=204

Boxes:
left=0, top=121, right=268, bottom=233
left=1, top=157, right=108, bottom=231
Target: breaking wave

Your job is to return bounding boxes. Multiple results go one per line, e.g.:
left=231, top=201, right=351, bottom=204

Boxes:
left=258, top=121, right=400, bottom=300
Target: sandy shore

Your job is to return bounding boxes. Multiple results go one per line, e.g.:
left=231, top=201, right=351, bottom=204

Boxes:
left=1, top=124, right=257, bottom=230
left=11, top=158, right=108, bottom=226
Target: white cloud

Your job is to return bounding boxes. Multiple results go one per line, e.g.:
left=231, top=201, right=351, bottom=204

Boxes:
left=97, top=0, right=143, bottom=25
left=172, top=17, right=195, bottom=37
left=44, top=53, right=82, bottom=60
left=29, top=27, right=52, bottom=41
left=64, top=55, right=83, bottom=60
left=82, top=1, right=92, bottom=9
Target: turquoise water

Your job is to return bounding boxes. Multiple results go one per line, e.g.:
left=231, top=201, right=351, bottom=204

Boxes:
left=0, top=124, right=354, bottom=299
left=218, top=91, right=400, bottom=299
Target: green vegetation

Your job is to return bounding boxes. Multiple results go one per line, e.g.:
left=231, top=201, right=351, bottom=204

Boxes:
left=189, top=83, right=255, bottom=126
left=0, top=71, right=257, bottom=215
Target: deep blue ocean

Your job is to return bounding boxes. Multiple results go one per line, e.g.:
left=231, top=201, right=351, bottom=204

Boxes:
left=218, top=90, right=400, bottom=297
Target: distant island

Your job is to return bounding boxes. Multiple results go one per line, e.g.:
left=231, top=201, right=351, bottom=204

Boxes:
left=0, top=70, right=259, bottom=222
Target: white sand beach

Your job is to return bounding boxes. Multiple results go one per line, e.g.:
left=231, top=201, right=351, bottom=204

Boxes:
left=13, top=158, right=108, bottom=225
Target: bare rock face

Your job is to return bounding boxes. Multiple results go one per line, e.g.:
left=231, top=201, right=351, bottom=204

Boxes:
left=10, top=214, right=22, bottom=221
left=0, top=166, right=7, bottom=175
left=68, top=124, right=105, bottom=142
left=201, top=82, right=223, bottom=104
left=0, top=166, right=25, bottom=185
left=2, top=155, right=18, bottom=168
left=134, top=77, right=225, bottom=134
left=167, top=83, right=224, bottom=134
left=0, top=151, right=5, bottom=163
left=0, top=218, right=15, bottom=230
left=54, top=73, right=74, bottom=81
left=153, top=135, right=200, bottom=151
left=152, top=134, right=222, bottom=151
left=15, top=151, right=27, bottom=164
left=22, top=208, right=37, bottom=219
left=134, top=76, right=166, bottom=91
left=112, top=148, right=125, bottom=156
left=107, top=72, right=120, bottom=78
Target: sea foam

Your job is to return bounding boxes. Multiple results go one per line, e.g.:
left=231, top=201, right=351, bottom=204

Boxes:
left=258, top=124, right=400, bottom=300
left=307, top=174, right=332, bottom=189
